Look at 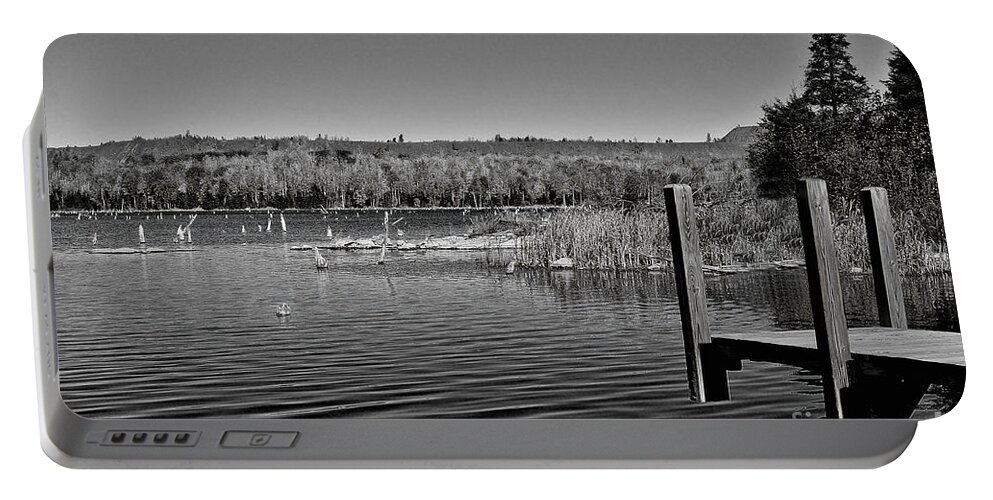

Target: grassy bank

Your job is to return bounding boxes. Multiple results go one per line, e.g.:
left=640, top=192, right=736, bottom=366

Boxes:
left=512, top=199, right=950, bottom=276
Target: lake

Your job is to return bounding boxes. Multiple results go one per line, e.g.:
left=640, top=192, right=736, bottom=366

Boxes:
left=50, top=210, right=959, bottom=419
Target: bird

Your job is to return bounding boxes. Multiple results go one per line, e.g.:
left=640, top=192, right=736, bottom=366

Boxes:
left=505, top=260, right=517, bottom=275
left=276, top=303, right=292, bottom=317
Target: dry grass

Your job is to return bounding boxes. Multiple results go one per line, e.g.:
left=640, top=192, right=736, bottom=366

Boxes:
left=514, top=198, right=950, bottom=275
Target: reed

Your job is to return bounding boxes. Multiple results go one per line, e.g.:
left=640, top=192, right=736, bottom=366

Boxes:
left=516, top=208, right=670, bottom=270
left=515, top=199, right=950, bottom=276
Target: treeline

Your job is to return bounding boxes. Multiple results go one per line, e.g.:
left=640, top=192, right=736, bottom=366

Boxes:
left=47, top=141, right=747, bottom=211
left=748, top=35, right=941, bottom=236
left=47, top=139, right=746, bottom=211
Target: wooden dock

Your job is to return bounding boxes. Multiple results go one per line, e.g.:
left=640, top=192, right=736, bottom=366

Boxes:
left=663, top=179, right=964, bottom=419
left=711, top=327, right=964, bottom=371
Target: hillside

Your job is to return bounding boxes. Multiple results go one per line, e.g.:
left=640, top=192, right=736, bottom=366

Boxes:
left=51, top=134, right=748, bottom=163
left=718, top=125, right=761, bottom=145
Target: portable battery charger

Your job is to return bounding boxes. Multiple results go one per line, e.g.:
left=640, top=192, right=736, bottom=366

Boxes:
left=26, top=34, right=963, bottom=467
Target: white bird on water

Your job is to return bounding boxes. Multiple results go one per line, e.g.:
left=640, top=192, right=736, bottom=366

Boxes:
left=326, top=226, right=333, bottom=239
left=276, top=303, right=292, bottom=317
left=241, top=225, right=246, bottom=234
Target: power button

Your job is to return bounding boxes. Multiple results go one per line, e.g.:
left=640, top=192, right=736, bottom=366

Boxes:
left=220, top=431, right=298, bottom=448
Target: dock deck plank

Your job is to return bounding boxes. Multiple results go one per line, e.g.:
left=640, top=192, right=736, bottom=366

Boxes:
left=711, top=327, right=964, bottom=367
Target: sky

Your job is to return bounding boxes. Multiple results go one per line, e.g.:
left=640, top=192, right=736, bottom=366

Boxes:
left=43, top=34, right=897, bottom=147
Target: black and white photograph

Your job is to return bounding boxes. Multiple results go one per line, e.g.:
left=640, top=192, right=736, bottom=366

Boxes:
left=43, top=34, right=963, bottom=420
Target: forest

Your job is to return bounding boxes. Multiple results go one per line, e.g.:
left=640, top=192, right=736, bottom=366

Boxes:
left=46, top=136, right=749, bottom=211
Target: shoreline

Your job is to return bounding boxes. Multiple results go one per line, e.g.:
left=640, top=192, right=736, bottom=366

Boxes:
left=53, top=205, right=569, bottom=215
left=78, top=232, right=953, bottom=277
left=288, top=234, right=815, bottom=276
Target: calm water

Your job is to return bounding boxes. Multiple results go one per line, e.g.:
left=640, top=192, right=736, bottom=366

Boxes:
left=51, top=211, right=959, bottom=419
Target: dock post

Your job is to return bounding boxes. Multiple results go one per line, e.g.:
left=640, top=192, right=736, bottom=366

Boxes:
left=860, top=188, right=908, bottom=329
left=663, top=184, right=729, bottom=402
left=796, top=179, right=853, bottom=418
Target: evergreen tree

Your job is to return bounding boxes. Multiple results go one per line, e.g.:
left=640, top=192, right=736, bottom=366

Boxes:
left=879, top=48, right=942, bottom=237
left=802, top=34, right=870, bottom=115
left=884, top=48, right=927, bottom=119
left=748, top=92, right=818, bottom=197
left=751, top=34, right=878, bottom=199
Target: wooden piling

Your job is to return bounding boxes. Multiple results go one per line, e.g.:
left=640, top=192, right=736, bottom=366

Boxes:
left=795, top=178, right=852, bottom=418
left=663, top=184, right=729, bottom=402
left=378, top=211, right=390, bottom=265
left=860, top=188, right=908, bottom=329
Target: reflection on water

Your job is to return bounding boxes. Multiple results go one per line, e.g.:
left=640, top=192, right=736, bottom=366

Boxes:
left=51, top=214, right=958, bottom=419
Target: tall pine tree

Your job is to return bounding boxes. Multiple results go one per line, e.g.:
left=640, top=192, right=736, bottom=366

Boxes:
left=880, top=48, right=942, bottom=238
left=750, top=34, right=877, bottom=198
left=802, top=34, right=870, bottom=115
left=884, top=48, right=927, bottom=119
